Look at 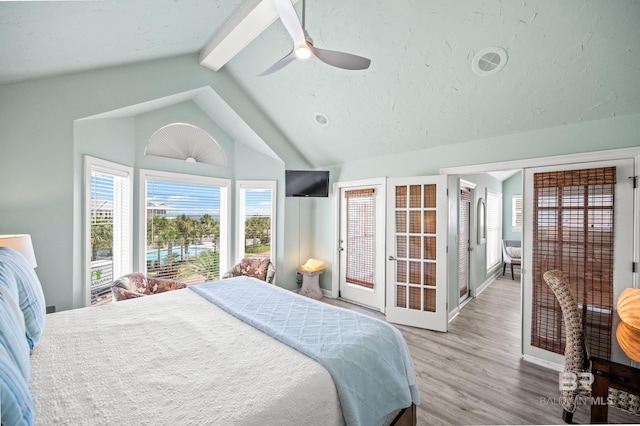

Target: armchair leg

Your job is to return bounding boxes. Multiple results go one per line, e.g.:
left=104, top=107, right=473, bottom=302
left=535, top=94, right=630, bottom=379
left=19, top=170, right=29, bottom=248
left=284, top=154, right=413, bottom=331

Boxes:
left=503, top=262, right=506, bottom=275
left=510, top=264, right=515, bottom=280
left=562, top=409, right=573, bottom=424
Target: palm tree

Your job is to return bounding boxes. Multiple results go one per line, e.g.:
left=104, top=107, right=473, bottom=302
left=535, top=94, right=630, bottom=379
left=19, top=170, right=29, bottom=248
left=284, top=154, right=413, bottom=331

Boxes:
left=181, top=251, right=219, bottom=281
left=91, top=222, right=113, bottom=261
left=199, top=214, right=214, bottom=239
left=149, top=216, right=169, bottom=261
left=158, top=227, right=179, bottom=267
left=174, top=214, right=195, bottom=260
left=245, top=215, right=271, bottom=253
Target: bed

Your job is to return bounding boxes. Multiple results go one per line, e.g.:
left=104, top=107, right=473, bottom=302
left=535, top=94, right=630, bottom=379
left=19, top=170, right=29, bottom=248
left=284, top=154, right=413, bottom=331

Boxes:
left=0, top=247, right=419, bottom=426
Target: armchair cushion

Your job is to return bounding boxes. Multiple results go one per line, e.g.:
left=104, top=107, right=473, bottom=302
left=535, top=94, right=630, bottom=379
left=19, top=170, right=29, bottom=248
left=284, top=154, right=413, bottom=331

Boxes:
left=222, top=258, right=275, bottom=284
left=111, top=273, right=186, bottom=302
left=506, top=246, right=522, bottom=259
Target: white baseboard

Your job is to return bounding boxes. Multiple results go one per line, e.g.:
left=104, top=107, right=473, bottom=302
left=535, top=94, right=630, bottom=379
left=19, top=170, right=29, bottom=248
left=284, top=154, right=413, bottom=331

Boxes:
left=448, top=307, right=459, bottom=322
left=522, top=354, right=563, bottom=372
left=474, top=271, right=500, bottom=297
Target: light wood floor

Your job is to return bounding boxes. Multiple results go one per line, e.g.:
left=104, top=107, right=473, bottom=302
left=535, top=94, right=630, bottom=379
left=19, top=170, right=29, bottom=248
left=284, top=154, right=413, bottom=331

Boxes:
left=323, top=276, right=638, bottom=425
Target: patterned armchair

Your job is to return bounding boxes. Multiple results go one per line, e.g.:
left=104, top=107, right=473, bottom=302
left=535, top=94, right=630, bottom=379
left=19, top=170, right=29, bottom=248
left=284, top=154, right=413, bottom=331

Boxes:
left=111, top=273, right=186, bottom=302
left=222, top=257, right=275, bottom=284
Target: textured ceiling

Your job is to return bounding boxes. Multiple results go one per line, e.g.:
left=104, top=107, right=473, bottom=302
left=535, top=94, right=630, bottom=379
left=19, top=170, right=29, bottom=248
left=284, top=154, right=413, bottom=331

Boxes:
left=1, top=0, right=639, bottom=167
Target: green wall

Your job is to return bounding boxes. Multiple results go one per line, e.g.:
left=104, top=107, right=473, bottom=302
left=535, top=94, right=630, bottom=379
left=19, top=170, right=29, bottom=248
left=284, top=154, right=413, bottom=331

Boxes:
left=0, top=53, right=309, bottom=311
left=311, top=114, right=640, bottom=315
left=502, top=171, right=523, bottom=241
left=1, top=49, right=640, bottom=314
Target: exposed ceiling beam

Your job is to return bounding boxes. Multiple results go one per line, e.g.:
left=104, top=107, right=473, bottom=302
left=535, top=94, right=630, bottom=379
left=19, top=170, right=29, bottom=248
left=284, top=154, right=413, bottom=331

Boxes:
left=199, top=0, right=298, bottom=72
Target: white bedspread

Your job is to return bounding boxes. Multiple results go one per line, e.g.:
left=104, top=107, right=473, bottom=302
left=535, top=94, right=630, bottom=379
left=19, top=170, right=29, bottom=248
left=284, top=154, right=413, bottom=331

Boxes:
left=30, top=289, right=344, bottom=426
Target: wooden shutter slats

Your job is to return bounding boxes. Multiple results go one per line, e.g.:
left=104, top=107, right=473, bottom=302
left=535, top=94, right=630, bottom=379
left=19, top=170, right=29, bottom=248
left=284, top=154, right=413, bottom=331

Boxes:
left=345, top=189, right=375, bottom=289
left=531, top=166, right=615, bottom=359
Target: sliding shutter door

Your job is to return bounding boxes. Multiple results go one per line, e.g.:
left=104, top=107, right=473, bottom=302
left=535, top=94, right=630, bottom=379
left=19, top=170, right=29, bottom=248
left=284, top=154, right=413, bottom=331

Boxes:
left=523, top=159, right=634, bottom=363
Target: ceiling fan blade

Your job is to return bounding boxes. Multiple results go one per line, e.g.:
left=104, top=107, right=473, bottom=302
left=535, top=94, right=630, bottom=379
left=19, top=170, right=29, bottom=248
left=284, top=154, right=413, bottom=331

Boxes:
left=257, top=49, right=297, bottom=76
left=274, top=0, right=305, bottom=44
left=310, top=46, right=371, bottom=70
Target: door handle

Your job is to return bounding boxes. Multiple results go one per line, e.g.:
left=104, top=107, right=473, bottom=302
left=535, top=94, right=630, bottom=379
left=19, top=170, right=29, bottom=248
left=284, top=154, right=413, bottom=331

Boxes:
left=388, top=255, right=397, bottom=261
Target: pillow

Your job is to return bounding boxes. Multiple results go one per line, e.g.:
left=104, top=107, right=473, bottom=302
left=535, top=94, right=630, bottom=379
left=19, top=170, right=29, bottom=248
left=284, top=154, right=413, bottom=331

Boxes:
left=0, top=247, right=46, bottom=350
left=0, top=289, right=31, bottom=381
left=506, top=246, right=522, bottom=259
left=0, top=265, right=26, bottom=336
left=239, top=257, right=269, bottom=281
left=0, top=344, right=35, bottom=426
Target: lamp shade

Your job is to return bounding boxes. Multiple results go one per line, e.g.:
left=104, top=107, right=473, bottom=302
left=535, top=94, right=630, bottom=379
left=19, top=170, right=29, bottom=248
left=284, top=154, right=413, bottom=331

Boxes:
left=0, top=234, right=37, bottom=268
left=616, top=287, right=640, bottom=362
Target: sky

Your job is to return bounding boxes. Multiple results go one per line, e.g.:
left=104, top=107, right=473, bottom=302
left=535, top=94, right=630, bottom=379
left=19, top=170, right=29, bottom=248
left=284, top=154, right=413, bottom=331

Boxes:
left=92, top=175, right=272, bottom=218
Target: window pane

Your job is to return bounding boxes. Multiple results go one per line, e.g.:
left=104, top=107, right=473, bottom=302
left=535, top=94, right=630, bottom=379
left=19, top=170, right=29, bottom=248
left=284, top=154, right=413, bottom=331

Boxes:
left=146, top=179, right=222, bottom=285
left=87, top=161, right=131, bottom=307
left=241, top=188, right=273, bottom=258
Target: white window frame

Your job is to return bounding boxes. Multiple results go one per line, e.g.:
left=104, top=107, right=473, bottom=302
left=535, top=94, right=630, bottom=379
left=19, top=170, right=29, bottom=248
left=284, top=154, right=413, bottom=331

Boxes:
left=235, top=180, right=277, bottom=265
left=139, top=169, right=231, bottom=276
left=512, top=194, right=523, bottom=232
left=84, top=156, right=133, bottom=306
left=486, top=188, right=503, bottom=271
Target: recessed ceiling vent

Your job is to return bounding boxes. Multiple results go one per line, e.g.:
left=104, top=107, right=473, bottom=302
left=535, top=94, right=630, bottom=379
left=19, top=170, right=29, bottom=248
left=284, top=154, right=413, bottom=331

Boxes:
left=145, top=123, right=227, bottom=167
left=472, top=47, right=508, bottom=76
left=314, top=112, right=329, bottom=127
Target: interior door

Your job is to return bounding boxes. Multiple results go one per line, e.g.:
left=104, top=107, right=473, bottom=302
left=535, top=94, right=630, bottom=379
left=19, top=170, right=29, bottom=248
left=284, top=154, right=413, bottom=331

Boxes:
left=338, top=183, right=385, bottom=311
left=386, top=176, right=448, bottom=332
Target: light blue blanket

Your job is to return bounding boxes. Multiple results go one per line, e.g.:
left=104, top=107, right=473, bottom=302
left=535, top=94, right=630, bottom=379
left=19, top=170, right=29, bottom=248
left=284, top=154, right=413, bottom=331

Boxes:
left=191, top=277, right=419, bottom=426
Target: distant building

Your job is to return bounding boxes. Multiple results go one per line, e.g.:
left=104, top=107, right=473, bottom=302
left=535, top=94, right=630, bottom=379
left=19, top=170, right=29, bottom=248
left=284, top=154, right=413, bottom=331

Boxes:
left=147, top=202, right=173, bottom=219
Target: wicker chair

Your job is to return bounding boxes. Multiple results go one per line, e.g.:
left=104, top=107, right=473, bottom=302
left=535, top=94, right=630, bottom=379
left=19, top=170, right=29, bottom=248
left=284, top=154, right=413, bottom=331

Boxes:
left=111, top=273, right=186, bottom=302
left=221, top=257, right=275, bottom=284
left=543, top=270, right=590, bottom=423
left=544, top=270, right=640, bottom=422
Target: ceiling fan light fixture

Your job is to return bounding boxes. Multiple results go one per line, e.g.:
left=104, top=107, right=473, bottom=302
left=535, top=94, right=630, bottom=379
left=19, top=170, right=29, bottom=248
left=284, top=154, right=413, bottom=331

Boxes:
left=295, top=45, right=312, bottom=59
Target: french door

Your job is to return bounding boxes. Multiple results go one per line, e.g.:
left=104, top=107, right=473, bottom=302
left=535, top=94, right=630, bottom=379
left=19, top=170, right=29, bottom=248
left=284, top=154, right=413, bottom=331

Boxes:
left=386, top=176, right=448, bottom=332
left=337, top=180, right=385, bottom=311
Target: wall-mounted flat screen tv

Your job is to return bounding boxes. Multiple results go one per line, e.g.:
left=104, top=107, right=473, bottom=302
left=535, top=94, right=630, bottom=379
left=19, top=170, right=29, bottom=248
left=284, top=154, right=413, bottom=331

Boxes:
left=285, top=170, right=330, bottom=197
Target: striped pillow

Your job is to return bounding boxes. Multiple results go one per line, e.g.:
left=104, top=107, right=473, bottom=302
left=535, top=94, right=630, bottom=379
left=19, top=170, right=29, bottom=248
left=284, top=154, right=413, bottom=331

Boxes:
left=0, top=343, right=35, bottom=426
left=0, top=247, right=46, bottom=350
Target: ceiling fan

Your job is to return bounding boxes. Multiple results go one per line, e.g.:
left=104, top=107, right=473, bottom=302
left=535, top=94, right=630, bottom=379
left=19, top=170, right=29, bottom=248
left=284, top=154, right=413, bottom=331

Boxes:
left=259, top=0, right=371, bottom=76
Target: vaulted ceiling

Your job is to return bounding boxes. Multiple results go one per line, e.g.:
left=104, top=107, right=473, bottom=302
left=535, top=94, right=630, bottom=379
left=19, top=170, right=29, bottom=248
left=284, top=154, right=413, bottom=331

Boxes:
left=1, top=0, right=639, bottom=167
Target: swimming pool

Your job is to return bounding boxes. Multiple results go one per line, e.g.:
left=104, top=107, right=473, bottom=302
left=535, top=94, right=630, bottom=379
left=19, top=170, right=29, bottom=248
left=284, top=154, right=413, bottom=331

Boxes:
left=146, top=247, right=212, bottom=261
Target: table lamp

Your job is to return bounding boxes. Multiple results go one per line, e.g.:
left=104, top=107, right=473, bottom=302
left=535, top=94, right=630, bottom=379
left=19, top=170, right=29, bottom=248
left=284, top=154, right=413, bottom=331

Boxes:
left=0, top=234, right=38, bottom=268
left=616, top=287, right=640, bottom=362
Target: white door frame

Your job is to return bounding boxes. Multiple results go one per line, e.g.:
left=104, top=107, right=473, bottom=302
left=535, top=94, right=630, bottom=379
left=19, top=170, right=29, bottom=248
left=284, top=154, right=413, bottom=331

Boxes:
left=332, top=177, right=387, bottom=312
